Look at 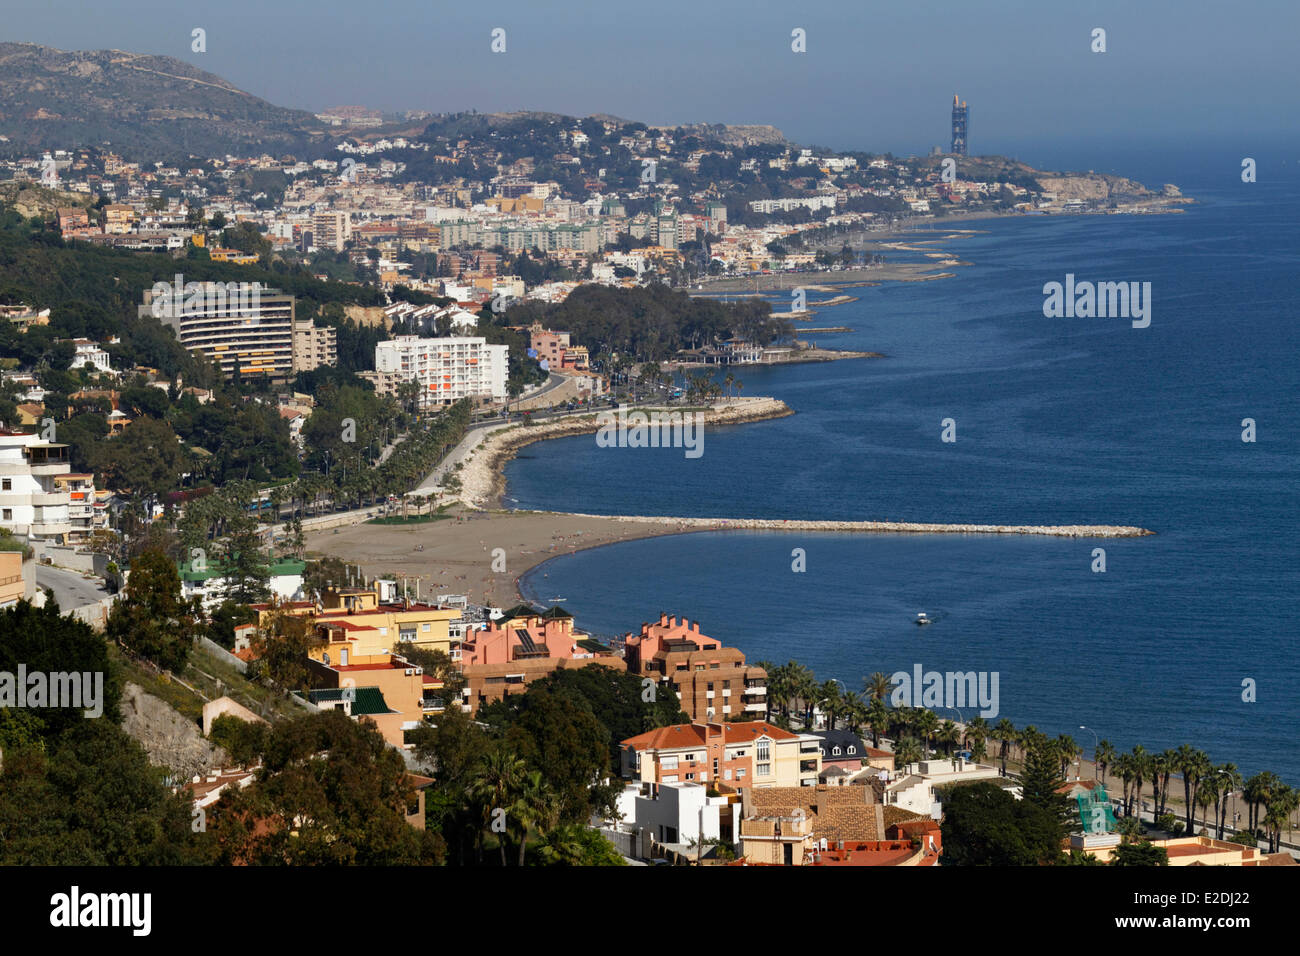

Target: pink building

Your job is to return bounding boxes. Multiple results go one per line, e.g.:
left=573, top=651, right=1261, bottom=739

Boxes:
left=460, top=604, right=591, bottom=666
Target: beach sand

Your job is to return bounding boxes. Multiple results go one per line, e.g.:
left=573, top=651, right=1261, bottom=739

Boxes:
left=302, top=506, right=696, bottom=609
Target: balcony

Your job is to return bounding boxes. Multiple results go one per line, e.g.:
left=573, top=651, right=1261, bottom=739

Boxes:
left=28, top=521, right=71, bottom=536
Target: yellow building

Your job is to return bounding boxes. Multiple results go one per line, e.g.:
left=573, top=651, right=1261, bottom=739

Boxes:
left=256, top=580, right=463, bottom=664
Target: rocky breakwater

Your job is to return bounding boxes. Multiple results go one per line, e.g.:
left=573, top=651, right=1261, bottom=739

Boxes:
left=567, top=514, right=1155, bottom=538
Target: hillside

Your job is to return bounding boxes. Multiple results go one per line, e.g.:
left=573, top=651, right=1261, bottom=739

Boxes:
left=0, top=42, right=330, bottom=160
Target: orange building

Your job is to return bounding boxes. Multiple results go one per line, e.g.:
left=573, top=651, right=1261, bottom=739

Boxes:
left=305, top=653, right=433, bottom=748
left=621, top=721, right=820, bottom=790
left=624, top=614, right=767, bottom=722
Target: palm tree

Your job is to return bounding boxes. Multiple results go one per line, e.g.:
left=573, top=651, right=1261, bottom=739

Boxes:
left=864, top=672, right=892, bottom=703
left=993, top=719, right=1016, bottom=777
left=966, top=716, right=989, bottom=763
left=1113, top=753, right=1136, bottom=816
left=894, top=736, right=922, bottom=769
left=511, top=770, right=558, bottom=866
left=1263, top=784, right=1298, bottom=853
left=1095, top=740, right=1116, bottom=787
left=938, top=720, right=960, bottom=756
left=864, top=696, right=889, bottom=749
left=1175, top=746, right=1211, bottom=837
left=1214, top=764, right=1241, bottom=839
left=818, top=680, right=843, bottom=730
left=1243, top=771, right=1279, bottom=836
left=914, top=709, right=939, bottom=758
left=1151, top=750, right=1175, bottom=818
left=723, top=372, right=735, bottom=399
left=1129, top=746, right=1149, bottom=820
left=1056, top=734, right=1080, bottom=778
left=470, top=745, right=526, bottom=866
left=840, top=691, right=866, bottom=741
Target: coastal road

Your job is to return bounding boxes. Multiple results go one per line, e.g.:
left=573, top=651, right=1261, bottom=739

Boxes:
left=36, top=563, right=111, bottom=612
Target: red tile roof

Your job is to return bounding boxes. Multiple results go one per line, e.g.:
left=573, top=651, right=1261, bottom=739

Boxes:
left=622, top=721, right=798, bottom=751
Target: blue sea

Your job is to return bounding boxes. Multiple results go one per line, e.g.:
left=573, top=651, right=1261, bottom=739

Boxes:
left=511, top=149, right=1300, bottom=782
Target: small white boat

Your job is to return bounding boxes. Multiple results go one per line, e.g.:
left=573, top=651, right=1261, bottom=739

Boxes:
left=549, top=596, right=567, bottom=603
left=915, top=612, right=932, bottom=626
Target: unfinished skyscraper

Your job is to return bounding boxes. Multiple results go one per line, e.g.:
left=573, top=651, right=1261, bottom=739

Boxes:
left=951, top=95, right=968, bottom=155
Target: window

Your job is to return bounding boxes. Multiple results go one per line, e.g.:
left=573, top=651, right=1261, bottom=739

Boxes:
left=1, top=509, right=10, bottom=520
left=1, top=479, right=9, bottom=490
left=736, top=768, right=746, bottom=779
left=661, top=775, right=678, bottom=783
left=848, top=745, right=857, bottom=755
left=833, top=746, right=842, bottom=756
left=422, top=623, right=431, bottom=632
left=756, top=739, right=771, bottom=763
left=661, top=756, right=679, bottom=770
left=757, top=763, right=771, bottom=777
left=685, top=773, right=695, bottom=781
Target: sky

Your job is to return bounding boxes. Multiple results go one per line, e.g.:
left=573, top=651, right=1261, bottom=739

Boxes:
left=8, top=0, right=1299, bottom=164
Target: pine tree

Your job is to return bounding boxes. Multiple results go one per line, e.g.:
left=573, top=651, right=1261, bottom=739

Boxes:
left=1020, top=738, right=1077, bottom=839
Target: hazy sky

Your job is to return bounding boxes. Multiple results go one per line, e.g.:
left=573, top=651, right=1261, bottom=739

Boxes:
left=10, top=0, right=1299, bottom=159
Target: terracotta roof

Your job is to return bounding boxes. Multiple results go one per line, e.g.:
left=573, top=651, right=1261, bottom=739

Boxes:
left=621, top=721, right=797, bottom=751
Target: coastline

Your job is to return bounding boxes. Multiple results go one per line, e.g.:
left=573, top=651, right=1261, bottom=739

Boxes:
left=305, top=504, right=1155, bottom=614
left=469, top=397, right=795, bottom=510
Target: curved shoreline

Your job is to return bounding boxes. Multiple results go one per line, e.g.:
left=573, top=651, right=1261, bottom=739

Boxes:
left=459, top=397, right=796, bottom=509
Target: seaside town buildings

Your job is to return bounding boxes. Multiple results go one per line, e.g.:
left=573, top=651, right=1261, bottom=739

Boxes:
left=139, top=283, right=337, bottom=382
left=621, top=720, right=822, bottom=790
left=366, top=335, right=509, bottom=408
left=457, top=604, right=623, bottom=713
left=622, top=613, right=767, bottom=722
left=0, top=429, right=107, bottom=543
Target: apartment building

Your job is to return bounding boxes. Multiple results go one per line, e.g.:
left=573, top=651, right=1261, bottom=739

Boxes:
left=458, top=604, right=623, bottom=713
left=369, top=335, right=508, bottom=408
left=0, top=430, right=73, bottom=543
left=103, top=203, right=136, bottom=233
left=528, top=324, right=570, bottom=368
left=620, top=721, right=821, bottom=790
left=53, top=473, right=107, bottom=538
left=143, top=283, right=298, bottom=381
left=623, top=614, right=768, bottom=722
left=292, top=319, right=338, bottom=372
left=305, top=652, right=431, bottom=748
left=312, top=211, right=352, bottom=252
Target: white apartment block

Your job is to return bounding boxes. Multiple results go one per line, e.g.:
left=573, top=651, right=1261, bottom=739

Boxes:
left=0, top=430, right=73, bottom=542
left=370, top=336, right=508, bottom=408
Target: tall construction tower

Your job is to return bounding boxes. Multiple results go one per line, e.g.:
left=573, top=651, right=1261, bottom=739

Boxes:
left=951, top=95, right=968, bottom=156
